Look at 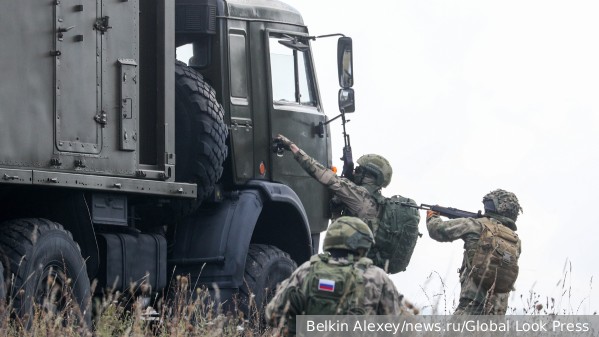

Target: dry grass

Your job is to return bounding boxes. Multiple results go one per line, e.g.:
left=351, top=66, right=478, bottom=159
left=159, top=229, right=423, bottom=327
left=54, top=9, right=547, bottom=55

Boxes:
left=0, top=260, right=596, bottom=336
left=416, top=259, right=597, bottom=315
left=0, top=275, right=278, bottom=337
left=512, top=260, right=596, bottom=315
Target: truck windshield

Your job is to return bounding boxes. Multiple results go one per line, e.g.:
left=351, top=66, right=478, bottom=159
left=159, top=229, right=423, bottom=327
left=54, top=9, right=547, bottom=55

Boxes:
left=269, top=35, right=316, bottom=106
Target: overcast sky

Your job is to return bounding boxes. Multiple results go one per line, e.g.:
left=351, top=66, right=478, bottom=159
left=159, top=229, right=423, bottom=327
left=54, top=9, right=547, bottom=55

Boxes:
left=284, top=0, right=599, bottom=314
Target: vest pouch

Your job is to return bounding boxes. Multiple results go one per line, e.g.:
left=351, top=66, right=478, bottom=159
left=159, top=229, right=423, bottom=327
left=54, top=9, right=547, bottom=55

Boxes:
left=470, top=219, right=520, bottom=293
left=302, top=258, right=363, bottom=315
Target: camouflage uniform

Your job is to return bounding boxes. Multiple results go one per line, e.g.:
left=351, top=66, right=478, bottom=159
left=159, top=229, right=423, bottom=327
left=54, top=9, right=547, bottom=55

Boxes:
left=265, top=216, right=404, bottom=336
left=427, top=213, right=519, bottom=315
left=265, top=256, right=403, bottom=335
left=266, top=256, right=402, bottom=316
left=293, top=149, right=379, bottom=222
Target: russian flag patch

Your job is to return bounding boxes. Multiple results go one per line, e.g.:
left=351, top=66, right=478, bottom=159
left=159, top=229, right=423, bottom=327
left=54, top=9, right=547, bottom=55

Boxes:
left=318, top=279, right=335, bottom=292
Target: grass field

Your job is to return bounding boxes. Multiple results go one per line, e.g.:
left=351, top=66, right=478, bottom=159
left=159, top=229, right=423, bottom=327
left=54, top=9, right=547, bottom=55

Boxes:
left=0, top=266, right=595, bottom=336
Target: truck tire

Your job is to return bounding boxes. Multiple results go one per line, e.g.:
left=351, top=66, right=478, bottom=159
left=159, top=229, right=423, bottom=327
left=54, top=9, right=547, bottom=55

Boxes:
left=239, top=244, right=297, bottom=317
left=0, top=218, right=91, bottom=325
left=0, top=261, right=5, bottom=301
left=175, top=62, right=228, bottom=206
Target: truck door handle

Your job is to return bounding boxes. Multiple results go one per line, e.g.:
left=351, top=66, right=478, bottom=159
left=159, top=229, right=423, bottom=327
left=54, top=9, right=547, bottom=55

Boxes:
left=57, top=26, right=76, bottom=41
left=57, top=26, right=76, bottom=33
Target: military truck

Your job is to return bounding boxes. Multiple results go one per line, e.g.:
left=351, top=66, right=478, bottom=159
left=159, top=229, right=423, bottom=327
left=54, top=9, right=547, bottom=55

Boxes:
left=0, top=0, right=354, bottom=318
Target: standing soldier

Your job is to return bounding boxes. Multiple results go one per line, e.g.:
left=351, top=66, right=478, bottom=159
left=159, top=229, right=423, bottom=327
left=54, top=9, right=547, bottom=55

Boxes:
left=274, top=134, right=420, bottom=274
left=426, top=189, right=522, bottom=315
left=265, top=216, right=403, bottom=336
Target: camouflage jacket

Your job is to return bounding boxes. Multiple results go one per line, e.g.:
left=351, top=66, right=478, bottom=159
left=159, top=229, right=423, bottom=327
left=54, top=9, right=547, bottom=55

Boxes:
left=426, top=214, right=519, bottom=313
left=265, top=255, right=403, bottom=327
left=293, top=149, right=379, bottom=220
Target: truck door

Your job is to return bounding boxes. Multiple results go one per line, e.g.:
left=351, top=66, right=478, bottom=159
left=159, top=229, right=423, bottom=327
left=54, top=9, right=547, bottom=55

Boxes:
left=54, top=0, right=102, bottom=154
left=265, top=30, right=331, bottom=233
left=228, top=21, right=255, bottom=180
left=54, top=0, right=139, bottom=164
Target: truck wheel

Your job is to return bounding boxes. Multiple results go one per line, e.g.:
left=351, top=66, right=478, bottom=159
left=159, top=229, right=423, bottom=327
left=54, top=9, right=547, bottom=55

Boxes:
left=175, top=62, right=228, bottom=207
left=0, top=218, right=91, bottom=326
left=0, top=261, right=5, bottom=302
left=239, top=244, right=297, bottom=317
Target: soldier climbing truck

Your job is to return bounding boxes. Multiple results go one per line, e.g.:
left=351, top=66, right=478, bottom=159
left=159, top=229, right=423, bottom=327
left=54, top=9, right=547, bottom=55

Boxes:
left=0, top=0, right=356, bottom=317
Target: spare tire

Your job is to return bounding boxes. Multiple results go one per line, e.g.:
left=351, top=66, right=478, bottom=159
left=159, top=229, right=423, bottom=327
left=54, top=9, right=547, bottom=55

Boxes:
left=175, top=62, right=228, bottom=204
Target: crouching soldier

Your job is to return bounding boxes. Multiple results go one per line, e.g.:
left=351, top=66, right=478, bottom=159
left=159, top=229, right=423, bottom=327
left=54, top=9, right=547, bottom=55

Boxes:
left=265, top=216, right=403, bottom=336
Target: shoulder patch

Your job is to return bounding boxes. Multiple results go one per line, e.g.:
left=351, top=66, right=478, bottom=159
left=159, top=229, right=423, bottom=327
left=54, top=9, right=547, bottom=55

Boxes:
left=318, top=279, right=335, bottom=292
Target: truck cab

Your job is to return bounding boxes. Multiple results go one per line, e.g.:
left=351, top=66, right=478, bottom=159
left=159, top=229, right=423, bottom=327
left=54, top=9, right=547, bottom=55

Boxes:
left=174, top=0, right=332, bottom=237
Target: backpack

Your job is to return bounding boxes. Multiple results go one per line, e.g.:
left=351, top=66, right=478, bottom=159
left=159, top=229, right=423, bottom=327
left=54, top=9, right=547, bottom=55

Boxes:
left=367, top=194, right=421, bottom=274
left=470, top=218, right=521, bottom=293
left=301, top=254, right=369, bottom=315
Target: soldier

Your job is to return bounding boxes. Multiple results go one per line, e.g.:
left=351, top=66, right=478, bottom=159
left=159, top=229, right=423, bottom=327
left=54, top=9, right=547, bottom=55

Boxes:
left=275, top=134, right=384, bottom=220
left=426, top=189, right=523, bottom=315
left=265, top=216, right=403, bottom=336
left=274, top=134, right=419, bottom=273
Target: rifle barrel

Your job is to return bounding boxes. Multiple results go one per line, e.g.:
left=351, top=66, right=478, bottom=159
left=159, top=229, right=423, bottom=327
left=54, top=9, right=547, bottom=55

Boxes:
left=401, top=202, right=481, bottom=219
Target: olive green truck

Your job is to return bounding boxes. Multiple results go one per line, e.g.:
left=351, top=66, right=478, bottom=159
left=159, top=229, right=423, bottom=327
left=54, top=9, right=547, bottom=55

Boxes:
left=0, top=0, right=354, bottom=317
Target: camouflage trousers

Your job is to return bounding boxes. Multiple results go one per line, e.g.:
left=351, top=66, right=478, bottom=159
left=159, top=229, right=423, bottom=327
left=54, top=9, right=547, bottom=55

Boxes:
left=454, top=277, right=509, bottom=315
left=453, top=295, right=508, bottom=315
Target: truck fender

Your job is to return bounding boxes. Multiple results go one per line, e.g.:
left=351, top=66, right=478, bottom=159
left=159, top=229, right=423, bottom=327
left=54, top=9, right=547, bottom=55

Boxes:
left=169, top=180, right=312, bottom=289
left=246, top=180, right=312, bottom=261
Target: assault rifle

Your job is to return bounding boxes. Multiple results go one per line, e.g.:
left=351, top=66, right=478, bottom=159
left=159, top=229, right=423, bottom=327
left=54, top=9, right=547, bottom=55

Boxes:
left=319, top=107, right=353, bottom=179
left=339, top=110, right=354, bottom=180
left=401, top=203, right=483, bottom=219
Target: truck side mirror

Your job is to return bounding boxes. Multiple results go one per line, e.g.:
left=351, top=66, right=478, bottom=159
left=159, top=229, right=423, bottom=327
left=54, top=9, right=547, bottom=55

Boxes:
left=338, top=88, right=355, bottom=113
left=337, top=37, right=353, bottom=88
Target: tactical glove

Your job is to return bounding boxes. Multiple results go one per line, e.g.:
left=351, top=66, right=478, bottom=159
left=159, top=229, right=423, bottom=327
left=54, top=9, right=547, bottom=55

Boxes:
left=426, top=210, right=440, bottom=220
left=275, top=134, right=294, bottom=151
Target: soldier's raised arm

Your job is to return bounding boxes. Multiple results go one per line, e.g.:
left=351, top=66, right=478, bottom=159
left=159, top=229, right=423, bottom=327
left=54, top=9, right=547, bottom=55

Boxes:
left=274, top=134, right=377, bottom=219
left=426, top=210, right=482, bottom=242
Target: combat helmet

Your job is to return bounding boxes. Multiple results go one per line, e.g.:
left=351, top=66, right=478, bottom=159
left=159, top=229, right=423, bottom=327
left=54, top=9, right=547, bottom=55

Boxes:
left=482, top=189, right=523, bottom=221
left=323, top=216, right=374, bottom=253
left=356, top=154, right=393, bottom=187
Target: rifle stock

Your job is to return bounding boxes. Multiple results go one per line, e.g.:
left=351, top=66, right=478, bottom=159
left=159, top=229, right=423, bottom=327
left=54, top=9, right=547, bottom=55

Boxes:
left=401, top=202, right=482, bottom=219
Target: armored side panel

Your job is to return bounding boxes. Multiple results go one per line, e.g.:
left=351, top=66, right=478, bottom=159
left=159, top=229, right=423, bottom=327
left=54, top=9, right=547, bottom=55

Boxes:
left=0, top=2, right=55, bottom=168
left=0, top=0, right=138, bottom=174
left=1, top=1, right=188, bottom=197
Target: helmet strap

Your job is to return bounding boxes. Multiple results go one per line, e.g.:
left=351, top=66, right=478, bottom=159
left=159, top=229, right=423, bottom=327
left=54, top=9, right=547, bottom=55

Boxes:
left=361, top=182, right=380, bottom=195
left=352, top=169, right=365, bottom=185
